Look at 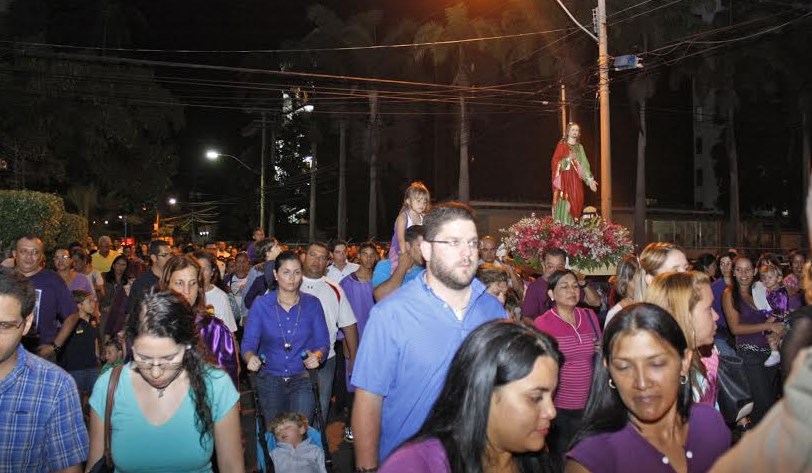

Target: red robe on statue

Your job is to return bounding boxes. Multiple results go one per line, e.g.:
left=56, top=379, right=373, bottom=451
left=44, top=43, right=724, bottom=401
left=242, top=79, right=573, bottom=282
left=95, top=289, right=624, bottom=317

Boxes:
left=551, top=141, right=589, bottom=222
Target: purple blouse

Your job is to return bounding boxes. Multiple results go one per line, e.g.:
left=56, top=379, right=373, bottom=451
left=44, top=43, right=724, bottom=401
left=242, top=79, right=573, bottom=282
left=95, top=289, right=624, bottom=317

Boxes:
left=197, top=315, right=239, bottom=387
left=567, top=404, right=730, bottom=473
left=734, top=298, right=771, bottom=349
left=379, top=438, right=450, bottom=473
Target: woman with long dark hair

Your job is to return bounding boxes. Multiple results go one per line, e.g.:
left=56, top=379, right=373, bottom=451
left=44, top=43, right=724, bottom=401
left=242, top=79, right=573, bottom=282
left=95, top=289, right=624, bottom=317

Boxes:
left=380, top=320, right=562, bottom=473
left=160, top=255, right=240, bottom=387
left=86, top=290, right=243, bottom=472
left=566, top=303, right=730, bottom=473
left=101, top=254, right=131, bottom=339
left=722, top=256, right=785, bottom=423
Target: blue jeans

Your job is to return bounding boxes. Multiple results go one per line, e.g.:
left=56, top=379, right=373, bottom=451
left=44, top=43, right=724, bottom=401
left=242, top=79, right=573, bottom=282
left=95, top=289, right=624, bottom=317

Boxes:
left=714, top=332, right=737, bottom=357
left=254, top=371, right=313, bottom=425
left=69, top=367, right=99, bottom=395
left=315, top=356, right=336, bottom=429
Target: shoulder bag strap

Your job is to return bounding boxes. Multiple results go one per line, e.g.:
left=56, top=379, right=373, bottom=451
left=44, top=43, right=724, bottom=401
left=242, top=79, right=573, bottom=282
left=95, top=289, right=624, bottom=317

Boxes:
left=103, top=365, right=124, bottom=466
left=582, top=308, right=599, bottom=338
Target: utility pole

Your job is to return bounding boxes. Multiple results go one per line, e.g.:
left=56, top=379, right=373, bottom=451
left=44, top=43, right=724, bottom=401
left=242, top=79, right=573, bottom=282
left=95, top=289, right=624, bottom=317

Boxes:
left=309, top=141, right=318, bottom=242
left=259, top=112, right=267, bottom=234
left=597, top=0, right=613, bottom=220
left=560, top=83, right=567, bottom=137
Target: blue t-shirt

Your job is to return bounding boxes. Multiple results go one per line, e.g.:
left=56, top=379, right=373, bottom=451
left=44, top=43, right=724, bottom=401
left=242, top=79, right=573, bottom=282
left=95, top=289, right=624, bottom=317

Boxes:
left=89, top=364, right=239, bottom=473
left=352, top=271, right=507, bottom=461
left=29, top=270, right=78, bottom=345
left=371, top=260, right=423, bottom=289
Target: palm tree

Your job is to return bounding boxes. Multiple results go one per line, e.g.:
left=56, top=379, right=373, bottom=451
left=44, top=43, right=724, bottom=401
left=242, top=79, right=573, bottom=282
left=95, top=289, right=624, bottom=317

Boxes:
left=414, top=4, right=493, bottom=203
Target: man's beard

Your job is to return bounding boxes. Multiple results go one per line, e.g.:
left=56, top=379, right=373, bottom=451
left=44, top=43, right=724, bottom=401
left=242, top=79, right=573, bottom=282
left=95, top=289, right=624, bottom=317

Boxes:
left=428, top=256, right=475, bottom=291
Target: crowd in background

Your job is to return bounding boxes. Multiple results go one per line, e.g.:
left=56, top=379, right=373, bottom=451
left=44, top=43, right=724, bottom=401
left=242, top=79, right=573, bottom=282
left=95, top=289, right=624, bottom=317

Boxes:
left=3, top=199, right=812, bottom=473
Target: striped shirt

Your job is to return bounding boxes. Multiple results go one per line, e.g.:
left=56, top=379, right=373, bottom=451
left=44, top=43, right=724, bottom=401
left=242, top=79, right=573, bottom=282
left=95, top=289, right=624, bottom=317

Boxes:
left=535, top=307, right=601, bottom=410
left=0, top=346, right=88, bottom=472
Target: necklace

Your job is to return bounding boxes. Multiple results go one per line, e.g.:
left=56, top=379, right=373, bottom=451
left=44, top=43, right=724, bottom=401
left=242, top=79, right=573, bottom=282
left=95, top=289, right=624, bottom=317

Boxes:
left=274, top=295, right=303, bottom=352
left=155, top=368, right=184, bottom=398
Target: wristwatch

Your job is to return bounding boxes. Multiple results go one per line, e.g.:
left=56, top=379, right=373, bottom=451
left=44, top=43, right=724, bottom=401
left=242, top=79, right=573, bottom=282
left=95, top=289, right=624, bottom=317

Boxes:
left=50, top=342, right=63, bottom=355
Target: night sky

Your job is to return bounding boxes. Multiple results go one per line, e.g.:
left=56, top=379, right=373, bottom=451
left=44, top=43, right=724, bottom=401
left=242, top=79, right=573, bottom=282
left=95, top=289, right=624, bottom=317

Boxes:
left=2, top=0, right=809, bottom=241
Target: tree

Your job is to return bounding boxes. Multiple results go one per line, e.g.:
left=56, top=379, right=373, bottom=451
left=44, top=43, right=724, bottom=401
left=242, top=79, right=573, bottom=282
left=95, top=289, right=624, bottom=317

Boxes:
left=415, top=3, right=495, bottom=203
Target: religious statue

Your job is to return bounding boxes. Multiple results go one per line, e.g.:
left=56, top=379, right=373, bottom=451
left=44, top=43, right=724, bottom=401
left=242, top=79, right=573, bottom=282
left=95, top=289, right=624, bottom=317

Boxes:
left=551, top=122, right=598, bottom=224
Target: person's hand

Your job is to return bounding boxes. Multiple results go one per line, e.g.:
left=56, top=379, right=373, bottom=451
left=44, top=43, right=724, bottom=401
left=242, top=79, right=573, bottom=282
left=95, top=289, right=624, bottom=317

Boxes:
left=37, top=344, right=55, bottom=359
left=588, top=179, right=598, bottom=192
left=0, top=257, right=14, bottom=268
left=246, top=355, right=262, bottom=372
left=769, top=322, right=785, bottom=336
left=303, top=350, right=321, bottom=370
left=398, top=251, right=415, bottom=272
left=593, top=338, right=602, bottom=354
left=267, top=244, right=282, bottom=262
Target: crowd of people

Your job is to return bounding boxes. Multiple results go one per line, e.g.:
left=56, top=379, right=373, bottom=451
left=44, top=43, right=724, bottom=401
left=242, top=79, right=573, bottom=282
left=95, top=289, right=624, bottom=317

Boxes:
left=2, top=190, right=812, bottom=472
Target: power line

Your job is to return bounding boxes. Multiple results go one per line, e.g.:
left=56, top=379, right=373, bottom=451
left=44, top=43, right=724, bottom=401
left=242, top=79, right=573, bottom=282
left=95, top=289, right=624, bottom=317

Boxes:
left=0, top=27, right=576, bottom=55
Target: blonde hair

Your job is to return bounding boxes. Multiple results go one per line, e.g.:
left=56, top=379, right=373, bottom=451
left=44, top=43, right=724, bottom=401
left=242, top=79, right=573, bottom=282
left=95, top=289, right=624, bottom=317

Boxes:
left=638, top=242, right=686, bottom=297
left=268, top=412, right=308, bottom=436
left=403, top=181, right=430, bottom=208
left=645, top=271, right=711, bottom=385
left=803, top=261, right=812, bottom=304
left=758, top=262, right=782, bottom=282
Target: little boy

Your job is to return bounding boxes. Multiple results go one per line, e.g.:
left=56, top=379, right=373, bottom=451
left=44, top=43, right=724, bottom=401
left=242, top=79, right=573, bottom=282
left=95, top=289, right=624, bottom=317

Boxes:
left=63, top=290, right=100, bottom=412
left=101, top=339, right=124, bottom=374
left=269, top=412, right=326, bottom=473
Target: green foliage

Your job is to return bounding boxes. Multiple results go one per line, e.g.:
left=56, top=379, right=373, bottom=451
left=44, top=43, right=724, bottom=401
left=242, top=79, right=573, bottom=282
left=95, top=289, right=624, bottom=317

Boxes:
left=57, top=213, right=88, bottom=247
left=0, top=189, right=64, bottom=250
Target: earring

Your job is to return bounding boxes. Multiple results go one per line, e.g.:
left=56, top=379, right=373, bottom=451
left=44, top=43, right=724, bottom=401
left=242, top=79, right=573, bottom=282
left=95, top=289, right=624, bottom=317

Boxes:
left=680, top=374, right=688, bottom=385
left=608, top=378, right=616, bottom=389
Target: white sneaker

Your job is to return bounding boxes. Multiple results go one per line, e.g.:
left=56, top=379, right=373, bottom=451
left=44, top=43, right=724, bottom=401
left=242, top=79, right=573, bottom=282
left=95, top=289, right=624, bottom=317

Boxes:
left=764, top=350, right=781, bottom=367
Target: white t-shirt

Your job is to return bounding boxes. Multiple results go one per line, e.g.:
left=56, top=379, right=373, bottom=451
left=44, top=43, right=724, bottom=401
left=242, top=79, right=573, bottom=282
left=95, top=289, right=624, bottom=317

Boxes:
left=205, top=286, right=238, bottom=332
left=301, top=276, right=357, bottom=359
left=326, top=262, right=360, bottom=284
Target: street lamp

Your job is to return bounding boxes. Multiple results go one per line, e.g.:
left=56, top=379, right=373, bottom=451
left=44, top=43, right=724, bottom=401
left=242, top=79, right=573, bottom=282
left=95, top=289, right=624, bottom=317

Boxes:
left=205, top=149, right=263, bottom=232
left=168, top=197, right=177, bottom=206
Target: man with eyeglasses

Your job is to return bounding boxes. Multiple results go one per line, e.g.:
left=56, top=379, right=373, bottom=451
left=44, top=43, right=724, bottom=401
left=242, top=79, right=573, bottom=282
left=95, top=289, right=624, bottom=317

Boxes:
left=352, top=202, right=507, bottom=469
left=127, top=240, right=172, bottom=317
left=0, top=267, right=88, bottom=472
left=12, top=236, right=80, bottom=361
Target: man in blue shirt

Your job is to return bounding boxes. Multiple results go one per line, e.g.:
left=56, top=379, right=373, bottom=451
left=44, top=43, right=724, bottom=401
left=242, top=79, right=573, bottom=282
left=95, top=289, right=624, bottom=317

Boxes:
left=0, top=267, right=88, bottom=472
left=352, top=202, right=507, bottom=467
left=371, top=225, right=425, bottom=302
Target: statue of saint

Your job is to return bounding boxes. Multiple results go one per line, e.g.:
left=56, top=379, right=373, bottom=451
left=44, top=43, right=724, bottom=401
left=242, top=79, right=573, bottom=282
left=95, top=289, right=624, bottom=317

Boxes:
left=551, top=123, right=597, bottom=224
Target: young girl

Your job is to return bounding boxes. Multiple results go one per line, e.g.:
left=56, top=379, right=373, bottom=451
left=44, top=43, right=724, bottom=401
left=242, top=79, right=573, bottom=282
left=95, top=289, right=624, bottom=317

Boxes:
left=757, top=262, right=802, bottom=367
left=100, top=338, right=124, bottom=374
left=388, top=181, right=430, bottom=274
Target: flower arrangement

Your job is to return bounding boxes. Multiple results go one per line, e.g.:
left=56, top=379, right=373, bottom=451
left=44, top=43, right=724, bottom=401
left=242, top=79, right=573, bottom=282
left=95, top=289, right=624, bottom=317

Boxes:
left=501, top=214, right=633, bottom=273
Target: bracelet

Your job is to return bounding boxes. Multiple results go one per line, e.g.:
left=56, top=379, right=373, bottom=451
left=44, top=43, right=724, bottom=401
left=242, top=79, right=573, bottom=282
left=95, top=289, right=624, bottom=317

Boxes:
left=50, top=342, right=63, bottom=354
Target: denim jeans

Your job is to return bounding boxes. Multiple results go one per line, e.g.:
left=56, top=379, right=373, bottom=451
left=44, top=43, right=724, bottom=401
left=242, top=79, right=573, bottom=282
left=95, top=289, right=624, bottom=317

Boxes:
left=69, top=367, right=99, bottom=395
left=315, top=356, right=336, bottom=429
left=254, top=371, right=314, bottom=425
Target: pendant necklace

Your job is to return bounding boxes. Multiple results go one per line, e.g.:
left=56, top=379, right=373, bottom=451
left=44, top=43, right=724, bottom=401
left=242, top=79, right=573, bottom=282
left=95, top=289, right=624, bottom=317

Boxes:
left=275, top=295, right=302, bottom=352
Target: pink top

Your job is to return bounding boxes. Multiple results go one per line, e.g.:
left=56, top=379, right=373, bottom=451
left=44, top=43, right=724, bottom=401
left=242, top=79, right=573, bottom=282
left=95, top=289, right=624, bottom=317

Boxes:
left=534, top=307, right=600, bottom=410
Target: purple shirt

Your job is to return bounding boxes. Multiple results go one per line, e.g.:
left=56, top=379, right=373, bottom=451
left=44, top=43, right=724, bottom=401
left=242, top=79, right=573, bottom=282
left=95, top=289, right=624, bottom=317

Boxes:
left=380, top=438, right=450, bottom=473
left=29, top=270, right=78, bottom=345
left=735, top=299, right=771, bottom=348
left=339, top=272, right=374, bottom=338
left=711, top=278, right=729, bottom=328
left=568, top=404, right=730, bottom=473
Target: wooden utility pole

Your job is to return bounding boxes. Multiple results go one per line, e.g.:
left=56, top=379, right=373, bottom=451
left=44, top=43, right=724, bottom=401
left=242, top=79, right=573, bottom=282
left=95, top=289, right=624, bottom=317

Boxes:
left=597, top=0, right=612, bottom=221
left=560, top=83, right=567, bottom=137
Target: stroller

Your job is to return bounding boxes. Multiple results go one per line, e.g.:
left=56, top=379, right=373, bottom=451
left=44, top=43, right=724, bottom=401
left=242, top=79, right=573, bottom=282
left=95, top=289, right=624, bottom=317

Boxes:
left=252, top=356, right=334, bottom=473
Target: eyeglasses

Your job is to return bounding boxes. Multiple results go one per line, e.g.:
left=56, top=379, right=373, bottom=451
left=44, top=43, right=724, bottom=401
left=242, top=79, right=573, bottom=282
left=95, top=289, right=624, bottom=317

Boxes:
left=54, top=255, right=70, bottom=260
left=132, top=360, right=184, bottom=374
left=0, top=319, right=26, bottom=333
left=426, top=239, right=479, bottom=250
